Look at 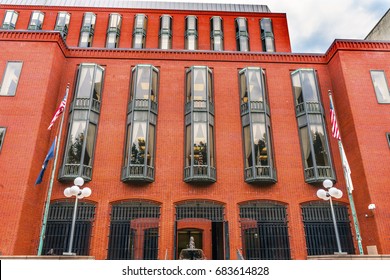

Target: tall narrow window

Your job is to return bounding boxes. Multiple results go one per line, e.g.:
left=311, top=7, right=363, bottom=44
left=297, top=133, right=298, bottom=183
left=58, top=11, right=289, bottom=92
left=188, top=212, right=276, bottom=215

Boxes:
left=1, top=10, right=18, bottom=30
left=184, top=66, right=216, bottom=183
left=0, top=127, right=6, bottom=152
left=0, top=61, right=23, bottom=96
left=291, top=69, right=335, bottom=183
left=106, top=13, right=122, bottom=48
left=122, top=65, right=159, bottom=182
left=59, top=63, right=104, bottom=182
left=370, top=70, right=390, bottom=103
left=159, top=15, right=172, bottom=49
left=54, top=12, right=70, bottom=39
left=260, top=18, right=275, bottom=52
left=42, top=201, right=96, bottom=256
left=79, top=12, right=96, bottom=47
left=239, top=201, right=291, bottom=260
left=235, top=17, right=249, bottom=51
left=132, top=14, right=147, bottom=49
left=210, top=16, right=223, bottom=51
left=28, top=11, right=44, bottom=30
left=239, top=68, right=276, bottom=183
left=302, top=201, right=355, bottom=255
left=185, top=16, right=198, bottom=50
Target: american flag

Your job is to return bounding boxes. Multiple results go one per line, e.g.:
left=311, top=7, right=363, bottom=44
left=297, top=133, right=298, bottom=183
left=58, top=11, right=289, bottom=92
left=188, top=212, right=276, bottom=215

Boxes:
left=48, top=87, right=68, bottom=130
left=330, top=100, right=341, bottom=140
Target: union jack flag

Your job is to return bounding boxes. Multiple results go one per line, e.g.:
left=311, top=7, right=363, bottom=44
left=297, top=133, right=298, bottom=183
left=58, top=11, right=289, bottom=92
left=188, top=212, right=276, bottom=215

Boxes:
left=330, top=100, right=341, bottom=140
left=48, top=87, right=68, bottom=130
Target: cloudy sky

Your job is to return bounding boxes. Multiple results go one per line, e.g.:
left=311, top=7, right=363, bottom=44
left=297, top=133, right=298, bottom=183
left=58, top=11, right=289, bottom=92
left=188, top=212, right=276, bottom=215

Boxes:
left=150, top=0, right=389, bottom=53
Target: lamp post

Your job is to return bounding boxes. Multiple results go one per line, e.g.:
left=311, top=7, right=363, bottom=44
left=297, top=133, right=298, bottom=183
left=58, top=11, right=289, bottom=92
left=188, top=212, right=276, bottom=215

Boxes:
left=316, top=179, right=343, bottom=254
left=63, top=177, right=92, bottom=256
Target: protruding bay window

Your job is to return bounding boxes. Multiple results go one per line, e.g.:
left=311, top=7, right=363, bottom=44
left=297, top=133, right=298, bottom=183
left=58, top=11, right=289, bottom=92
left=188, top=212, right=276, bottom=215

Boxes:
left=132, top=14, right=147, bottom=49
left=159, top=15, right=172, bottom=49
left=79, top=12, right=96, bottom=47
left=291, top=69, right=335, bottom=184
left=235, top=17, right=249, bottom=51
left=55, top=12, right=70, bottom=40
left=122, top=65, right=159, bottom=182
left=185, top=16, right=198, bottom=50
left=1, top=10, right=18, bottom=30
left=239, top=68, right=276, bottom=184
left=260, top=18, right=275, bottom=52
left=184, top=66, right=216, bottom=183
left=59, top=63, right=104, bottom=182
left=210, top=16, right=223, bottom=51
left=106, top=13, right=122, bottom=48
left=28, top=11, right=44, bottom=30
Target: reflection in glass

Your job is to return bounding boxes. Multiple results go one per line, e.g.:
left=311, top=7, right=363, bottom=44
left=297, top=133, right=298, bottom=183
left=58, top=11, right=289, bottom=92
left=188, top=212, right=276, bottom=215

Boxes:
left=235, top=17, right=249, bottom=51
left=55, top=12, right=70, bottom=39
left=66, top=121, right=86, bottom=165
left=133, top=14, right=147, bottom=49
left=0, top=61, right=23, bottom=96
left=28, top=11, right=44, bottom=30
left=210, top=16, right=223, bottom=51
left=159, top=15, right=172, bottom=49
left=2, top=10, right=18, bottom=30
left=185, top=16, right=198, bottom=50
left=260, top=18, right=275, bottom=52
left=79, top=13, right=96, bottom=47
left=106, top=13, right=122, bottom=48
left=371, top=70, right=390, bottom=103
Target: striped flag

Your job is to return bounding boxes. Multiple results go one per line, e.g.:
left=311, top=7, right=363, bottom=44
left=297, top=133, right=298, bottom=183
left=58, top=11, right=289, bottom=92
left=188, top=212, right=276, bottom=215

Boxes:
left=48, top=87, right=68, bottom=130
left=330, top=100, right=341, bottom=140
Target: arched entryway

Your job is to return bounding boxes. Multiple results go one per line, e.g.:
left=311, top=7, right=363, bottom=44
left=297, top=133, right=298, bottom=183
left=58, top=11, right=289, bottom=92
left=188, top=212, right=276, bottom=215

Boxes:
left=174, top=200, right=229, bottom=260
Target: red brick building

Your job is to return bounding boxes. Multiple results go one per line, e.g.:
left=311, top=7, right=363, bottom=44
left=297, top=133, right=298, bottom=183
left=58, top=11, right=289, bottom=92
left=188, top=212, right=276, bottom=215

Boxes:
left=0, top=1, right=389, bottom=260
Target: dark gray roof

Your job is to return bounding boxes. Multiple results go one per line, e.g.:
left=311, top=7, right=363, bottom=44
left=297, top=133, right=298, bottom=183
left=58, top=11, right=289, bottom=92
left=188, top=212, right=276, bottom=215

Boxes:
left=0, top=0, right=270, bottom=13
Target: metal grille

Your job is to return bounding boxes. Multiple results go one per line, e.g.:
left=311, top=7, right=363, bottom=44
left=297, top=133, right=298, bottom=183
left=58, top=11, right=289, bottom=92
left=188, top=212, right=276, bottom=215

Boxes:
left=107, top=201, right=160, bottom=260
left=176, top=201, right=224, bottom=221
left=302, top=201, right=355, bottom=255
left=42, top=201, right=95, bottom=256
left=239, top=201, right=291, bottom=260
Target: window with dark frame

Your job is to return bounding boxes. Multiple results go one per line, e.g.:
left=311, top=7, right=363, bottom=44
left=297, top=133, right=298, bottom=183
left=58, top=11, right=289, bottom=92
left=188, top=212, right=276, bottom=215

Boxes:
left=28, top=11, right=44, bottom=30
left=210, top=16, right=224, bottom=51
left=291, top=68, right=335, bottom=184
left=58, top=63, right=104, bottom=182
left=55, top=12, right=71, bottom=40
left=0, top=61, right=23, bottom=96
left=132, top=14, right=147, bottom=49
left=79, top=12, right=96, bottom=47
left=235, top=17, right=249, bottom=51
left=370, top=70, right=390, bottom=103
left=159, top=15, right=172, bottom=49
left=185, top=15, right=198, bottom=50
left=106, top=13, right=122, bottom=48
left=260, top=18, right=275, bottom=52
left=0, top=127, right=6, bottom=152
left=387, top=133, right=390, bottom=148
left=1, top=10, right=18, bottom=30
left=122, top=65, right=159, bottom=183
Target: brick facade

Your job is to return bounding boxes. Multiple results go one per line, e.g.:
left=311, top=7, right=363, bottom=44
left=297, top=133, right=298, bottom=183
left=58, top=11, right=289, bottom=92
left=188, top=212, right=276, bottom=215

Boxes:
left=0, top=3, right=389, bottom=259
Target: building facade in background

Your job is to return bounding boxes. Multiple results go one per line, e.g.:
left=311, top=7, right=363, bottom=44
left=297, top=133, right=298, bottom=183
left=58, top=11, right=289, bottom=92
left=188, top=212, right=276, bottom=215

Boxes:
left=0, top=1, right=389, bottom=260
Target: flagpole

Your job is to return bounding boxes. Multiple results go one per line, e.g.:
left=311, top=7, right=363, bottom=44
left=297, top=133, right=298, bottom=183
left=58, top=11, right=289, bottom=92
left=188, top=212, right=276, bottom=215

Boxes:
left=37, top=84, right=69, bottom=256
left=329, top=90, right=364, bottom=255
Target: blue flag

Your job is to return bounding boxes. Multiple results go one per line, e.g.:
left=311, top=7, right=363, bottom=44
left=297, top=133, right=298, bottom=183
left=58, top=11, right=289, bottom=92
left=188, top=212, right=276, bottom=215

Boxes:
left=35, top=138, right=56, bottom=185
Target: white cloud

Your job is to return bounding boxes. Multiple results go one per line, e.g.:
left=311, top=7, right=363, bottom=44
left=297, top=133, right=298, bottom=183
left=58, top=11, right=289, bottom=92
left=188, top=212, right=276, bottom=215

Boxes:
left=150, top=0, right=389, bottom=53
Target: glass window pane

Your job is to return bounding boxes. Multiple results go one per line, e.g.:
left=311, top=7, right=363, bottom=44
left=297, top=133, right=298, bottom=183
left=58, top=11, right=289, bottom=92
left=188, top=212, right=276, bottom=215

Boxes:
left=84, top=123, right=96, bottom=166
left=152, top=70, right=158, bottom=102
left=186, top=71, right=191, bottom=103
left=133, top=33, right=144, bottom=49
left=239, top=36, right=249, bottom=52
left=291, top=72, right=303, bottom=104
left=208, top=70, right=213, bottom=103
left=310, top=124, right=329, bottom=166
left=159, top=34, right=171, bottom=49
left=0, top=127, right=6, bottom=151
left=186, top=35, right=197, bottom=50
left=248, top=70, right=263, bottom=102
left=0, top=61, right=22, bottom=96
left=131, top=121, right=147, bottom=164
left=185, top=125, right=191, bottom=167
left=66, top=121, right=87, bottom=165
left=193, top=68, right=206, bottom=101
left=299, top=126, right=313, bottom=168
left=76, top=67, right=94, bottom=98
left=79, top=32, right=91, bottom=47
left=193, top=123, right=207, bottom=165
left=240, top=72, right=248, bottom=103
left=124, top=124, right=131, bottom=166
left=244, top=126, right=252, bottom=168
left=253, top=123, right=268, bottom=166
left=209, top=125, right=215, bottom=167
left=106, top=33, right=117, bottom=48
left=94, top=68, right=103, bottom=101
left=148, top=124, right=155, bottom=166
left=301, top=71, right=318, bottom=102
left=371, top=70, right=390, bottom=103
left=135, top=67, right=151, bottom=99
